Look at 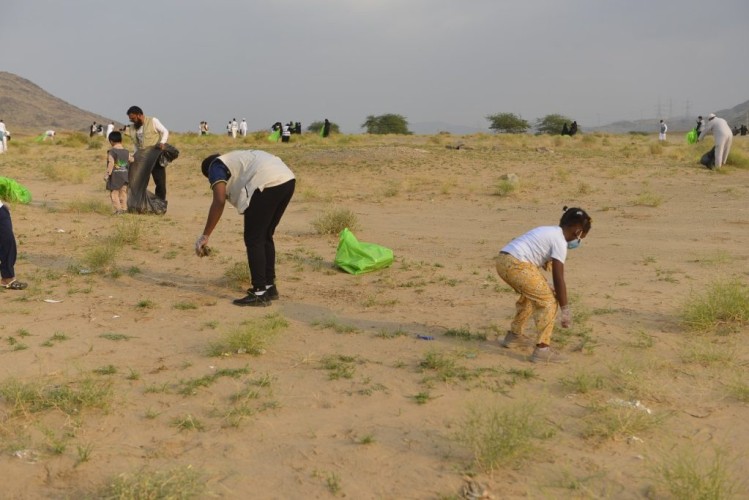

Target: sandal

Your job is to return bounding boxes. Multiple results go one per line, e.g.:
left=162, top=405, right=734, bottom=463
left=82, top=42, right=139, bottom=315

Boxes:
left=3, top=280, right=27, bottom=290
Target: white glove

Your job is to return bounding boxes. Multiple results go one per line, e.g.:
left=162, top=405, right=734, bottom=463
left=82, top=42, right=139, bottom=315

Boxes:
left=195, top=234, right=209, bottom=257
left=561, top=305, right=572, bottom=328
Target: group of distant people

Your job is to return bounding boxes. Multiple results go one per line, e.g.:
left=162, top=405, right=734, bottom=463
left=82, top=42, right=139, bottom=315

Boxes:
left=560, top=121, right=578, bottom=136
left=225, top=118, right=248, bottom=138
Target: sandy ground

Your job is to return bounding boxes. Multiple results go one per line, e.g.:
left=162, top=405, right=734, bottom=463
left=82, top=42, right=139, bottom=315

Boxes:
left=1, top=131, right=749, bottom=499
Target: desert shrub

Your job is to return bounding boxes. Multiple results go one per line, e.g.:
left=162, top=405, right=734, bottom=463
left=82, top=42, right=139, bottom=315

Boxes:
left=80, top=242, right=120, bottom=273
left=112, top=217, right=142, bottom=245
left=727, top=149, right=749, bottom=169
left=681, top=279, right=749, bottom=333
left=59, top=132, right=89, bottom=148
left=312, top=208, right=359, bottom=235
left=224, top=261, right=250, bottom=290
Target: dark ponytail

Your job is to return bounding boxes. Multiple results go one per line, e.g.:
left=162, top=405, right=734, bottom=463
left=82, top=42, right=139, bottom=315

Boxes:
left=560, top=206, right=592, bottom=233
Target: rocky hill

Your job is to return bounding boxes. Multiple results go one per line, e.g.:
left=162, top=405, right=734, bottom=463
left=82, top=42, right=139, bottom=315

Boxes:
left=0, top=71, right=118, bottom=134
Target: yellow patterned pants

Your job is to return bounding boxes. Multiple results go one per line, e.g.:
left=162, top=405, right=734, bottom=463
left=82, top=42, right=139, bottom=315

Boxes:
left=495, top=253, right=558, bottom=345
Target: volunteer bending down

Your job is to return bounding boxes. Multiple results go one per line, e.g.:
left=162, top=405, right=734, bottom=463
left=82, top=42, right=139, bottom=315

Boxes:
left=196, top=150, right=295, bottom=307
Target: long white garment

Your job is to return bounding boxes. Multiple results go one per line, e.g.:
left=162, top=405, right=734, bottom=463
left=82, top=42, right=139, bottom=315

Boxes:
left=0, top=121, right=6, bottom=153
left=699, top=116, right=733, bottom=167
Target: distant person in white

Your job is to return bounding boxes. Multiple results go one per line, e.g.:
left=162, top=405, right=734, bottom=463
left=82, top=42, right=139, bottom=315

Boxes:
left=231, top=118, right=238, bottom=139
left=658, top=120, right=667, bottom=141
left=106, top=122, right=115, bottom=139
left=699, top=113, right=733, bottom=168
left=239, top=119, right=248, bottom=137
left=0, top=120, right=6, bottom=153
left=43, top=130, right=55, bottom=141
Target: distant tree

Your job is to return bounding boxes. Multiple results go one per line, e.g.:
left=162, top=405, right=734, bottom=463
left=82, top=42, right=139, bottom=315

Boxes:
left=308, top=120, right=340, bottom=134
left=361, top=114, right=411, bottom=134
left=536, top=114, right=573, bottom=135
left=486, top=113, right=530, bottom=134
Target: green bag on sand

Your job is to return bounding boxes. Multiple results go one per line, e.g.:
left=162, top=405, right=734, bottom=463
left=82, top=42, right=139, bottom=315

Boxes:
left=686, top=129, right=698, bottom=144
left=334, top=228, right=394, bottom=275
left=0, top=177, right=32, bottom=204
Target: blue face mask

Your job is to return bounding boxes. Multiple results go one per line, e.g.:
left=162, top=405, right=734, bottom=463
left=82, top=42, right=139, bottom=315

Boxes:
left=567, top=238, right=581, bottom=250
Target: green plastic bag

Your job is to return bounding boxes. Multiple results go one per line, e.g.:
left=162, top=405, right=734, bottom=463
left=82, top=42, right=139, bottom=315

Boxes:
left=334, top=228, right=393, bottom=275
left=267, top=129, right=281, bottom=142
left=0, top=177, right=32, bottom=204
left=686, top=129, right=698, bottom=144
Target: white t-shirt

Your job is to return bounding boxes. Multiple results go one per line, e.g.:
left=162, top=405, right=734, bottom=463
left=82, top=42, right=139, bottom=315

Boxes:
left=501, top=226, right=567, bottom=268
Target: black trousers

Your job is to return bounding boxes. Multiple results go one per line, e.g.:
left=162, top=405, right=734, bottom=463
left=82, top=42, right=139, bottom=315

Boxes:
left=0, top=205, right=18, bottom=279
left=243, top=179, right=295, bottom=289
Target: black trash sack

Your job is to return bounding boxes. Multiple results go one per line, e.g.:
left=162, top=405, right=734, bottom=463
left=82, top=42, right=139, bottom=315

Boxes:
left=700, top=147, right=715, bottom=169
left=127, top=144, right=179, bottom=214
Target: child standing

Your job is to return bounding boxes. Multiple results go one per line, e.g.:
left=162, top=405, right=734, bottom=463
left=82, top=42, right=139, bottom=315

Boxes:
left=104, top=131, right=130, bottom=215
left=495, top=207, right=592, bottom=364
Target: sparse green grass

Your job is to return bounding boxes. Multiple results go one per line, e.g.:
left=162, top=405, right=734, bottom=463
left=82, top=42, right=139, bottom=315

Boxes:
left=457, top=402, right=549, bottom=471
left=177, top=366, right=250, bottom=396
left=112, top=217, right=143, bottom=245
left=136, top=299, right=155, bottom=309
left=581, top=400, right=663, bottom=442
left=375, top=328, right=409, bottom=339
left=79, top=241, right=120, bottom=273
left=223, top=261, right=250, bottom=290
left=632, top=191, right=663, bottom=207
left=444, top=326, right=487, bottom=341
left=312, top=317, right=359, bottom=334
left=681, top=279, right=749, bottom=333
left=494, top=179, right=517, bottom=196
left=560, top=372, right=605, bottom=394
left=653, top=447, right=741, bottom=500
left=67, top=198, right=111, bottom=214
left=207, top=313, right=288, bottom=356
left=0, top=376, right=113, bottom=415
left=99, top=466, right=205, bottom=499
left=173, top=301, right=198, bottom=310
left=171, top=414, right=205, bottom=431
left=412, top=391, right=433, bottom=405
left=679, top=338, right=735, bottom=367
left=93, top=364, right=117, bottom=375
left=99, top=332, right=132, bottom=341
left=312, top=207, right=359, bottom=234
left=320, top=354, right=360, bottom=380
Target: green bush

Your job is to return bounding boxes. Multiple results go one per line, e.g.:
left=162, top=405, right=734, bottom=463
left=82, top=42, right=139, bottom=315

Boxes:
left=682, top=279, right=749, bottom=333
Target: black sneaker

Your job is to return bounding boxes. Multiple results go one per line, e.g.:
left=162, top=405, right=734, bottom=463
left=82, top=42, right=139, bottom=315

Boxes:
left=265, top=284, right=279, bottom=300
left=232, top=291, right=271, bottom=307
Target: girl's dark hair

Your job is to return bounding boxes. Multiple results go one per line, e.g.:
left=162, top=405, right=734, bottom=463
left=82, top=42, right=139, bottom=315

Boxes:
left=201, top=154, right=221, bottom=178
left=560, top=206, right=592, bottom=233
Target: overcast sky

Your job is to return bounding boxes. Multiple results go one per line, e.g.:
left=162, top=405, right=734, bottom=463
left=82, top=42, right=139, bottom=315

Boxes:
left=2, top=0, right=748, bottom=133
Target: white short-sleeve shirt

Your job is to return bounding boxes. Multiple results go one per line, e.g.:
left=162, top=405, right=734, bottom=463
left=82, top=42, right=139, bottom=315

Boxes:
left=501, top=226, right=567, bottom=268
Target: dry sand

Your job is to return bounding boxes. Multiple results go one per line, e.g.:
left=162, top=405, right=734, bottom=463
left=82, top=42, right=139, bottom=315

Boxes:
left=1, top=131, right=749, bottom=498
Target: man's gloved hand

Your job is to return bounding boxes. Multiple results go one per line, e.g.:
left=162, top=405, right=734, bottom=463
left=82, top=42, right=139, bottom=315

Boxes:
left=561, top=305, right=572, bottom=328
left=195, top=234, right=211, bottom=257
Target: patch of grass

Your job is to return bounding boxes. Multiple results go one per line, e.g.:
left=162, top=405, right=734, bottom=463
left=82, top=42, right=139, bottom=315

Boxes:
left=681, top=279, right=749, bottom=333
left=494, top=179, right=517, bottom=197
left=632, top=191, right=662, bottom=207
left=177, top=366, right=250, bottom=396
left=444, top=327, right=487, bottom=342
left=75, top=442, right=94, bottom=465
left=652, top=447, right=741, bottom=500
left=320, top=354, right=360, bottom=380
left=419, top=350, right=480, bottom=382
left=171, top=414, right=205, bottom=431
left=627, top=329, right=655, bottom=349
left=0, top=376, right=113, bottom=416
left=67, top=198, right=111, bottom=214
left=312, top=317, right=359, bottom=334
left=412, top=391, right=433, bottom=405
left=99, top=332, right=132, bottom=341
left=207, top=313, right=288, bottom=356
left=581, top=400, right=663, bottom=442
left=99, top=466, right=204, bottom=499
left=136, top=299, right=155, bottom=309
left=560, top=372, right=605, bottom=394
left=173, top=301, right=198, bottom=310
left=223, top=261, right=250, bottom=290
left=375, top=328, right=409, bottom=339
left=80, top=241, right=120, bottom=273
left=112, top=217, right=142, bottom=245
left=679, top=338, right=735, bottom=367
left=93, top=365, right=117, bottom=375
left=457, top=402, right=549, bottom=471
left=312, top=207, right=359, bottom=235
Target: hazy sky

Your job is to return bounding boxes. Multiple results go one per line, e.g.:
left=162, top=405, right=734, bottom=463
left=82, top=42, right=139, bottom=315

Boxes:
left=2, top=0, right=748, bottom=133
